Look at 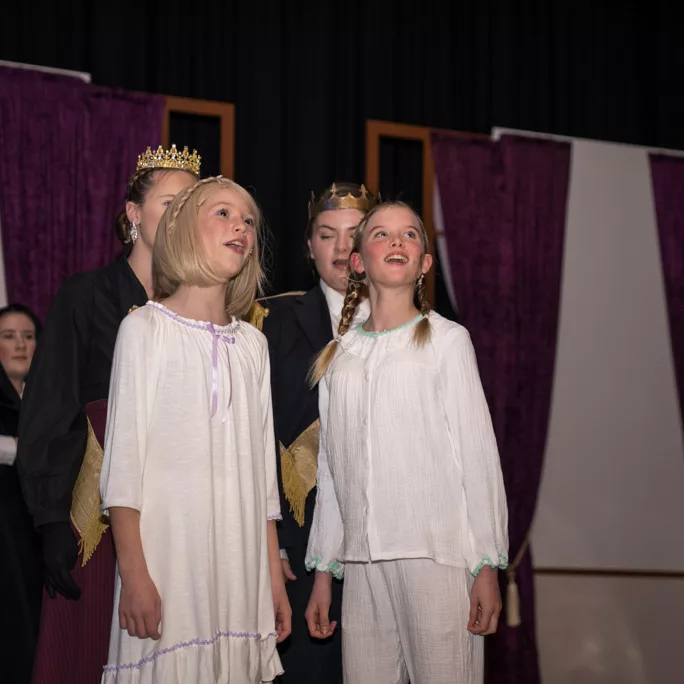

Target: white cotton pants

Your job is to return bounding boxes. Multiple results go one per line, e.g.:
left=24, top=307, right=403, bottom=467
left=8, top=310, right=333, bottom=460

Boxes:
left=341, top=559, right=483, bottom=684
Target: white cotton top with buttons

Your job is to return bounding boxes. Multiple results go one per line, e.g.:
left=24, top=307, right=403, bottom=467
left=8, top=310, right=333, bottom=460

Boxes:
left=305, top=311, right=509, bottom=579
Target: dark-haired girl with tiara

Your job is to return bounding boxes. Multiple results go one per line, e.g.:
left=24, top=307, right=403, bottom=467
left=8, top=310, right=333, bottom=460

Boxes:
left=17, top=146, right=200, bottom=684
left=305, top=202, right=509, bottom=683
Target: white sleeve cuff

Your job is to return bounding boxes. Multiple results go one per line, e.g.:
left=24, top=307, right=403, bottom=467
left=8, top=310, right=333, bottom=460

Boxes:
left=0, top=435, right=17, bottom=466
left=305, top=555, right=345, bottom=579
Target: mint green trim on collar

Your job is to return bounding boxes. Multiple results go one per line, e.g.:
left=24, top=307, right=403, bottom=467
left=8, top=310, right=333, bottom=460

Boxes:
left=356, top=313, right=424, bottom=338
left=305, top=556, right=345, bottom=580
left=472, top=555, right=509, bottom=577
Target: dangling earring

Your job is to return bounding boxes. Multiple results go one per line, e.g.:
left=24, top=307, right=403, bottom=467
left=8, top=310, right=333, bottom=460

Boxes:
left=417, top=274, right=425, bottom=288
left=129, top=222, right=139, bottom=243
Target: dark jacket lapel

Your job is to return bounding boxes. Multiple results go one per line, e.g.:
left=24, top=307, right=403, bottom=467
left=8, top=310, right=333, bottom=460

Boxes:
left=294, top=286, right=333, bottom=353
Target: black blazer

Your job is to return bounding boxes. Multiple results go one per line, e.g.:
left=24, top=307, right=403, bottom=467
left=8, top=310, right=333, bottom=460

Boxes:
left=261, top=285, right=332, bottom=550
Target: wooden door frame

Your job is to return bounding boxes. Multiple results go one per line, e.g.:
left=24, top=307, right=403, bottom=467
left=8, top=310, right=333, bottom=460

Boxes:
left=365, top=120, right=487, bottom=304
left=161, top=96, right=235, bottom=178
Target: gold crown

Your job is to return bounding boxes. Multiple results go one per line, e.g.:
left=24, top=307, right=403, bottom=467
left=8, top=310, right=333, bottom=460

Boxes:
left=136, top=144, right=201, bottom=176
left=308, top=183, right=379, bottom=220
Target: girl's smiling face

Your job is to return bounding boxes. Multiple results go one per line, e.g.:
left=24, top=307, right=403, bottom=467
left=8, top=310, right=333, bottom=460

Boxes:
left=351, top=205, right=432, bottom=289
left=196, top=186, right=257, bottom=281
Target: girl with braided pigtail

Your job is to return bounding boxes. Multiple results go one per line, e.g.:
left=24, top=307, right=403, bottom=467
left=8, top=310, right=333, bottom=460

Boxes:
left=254, top=182, right=377, bottom=684
left=305, top=202, right=509, bottom=684
left=309, top=202, right=432, bottom=384
left=100, top=176, right=290, bottom=683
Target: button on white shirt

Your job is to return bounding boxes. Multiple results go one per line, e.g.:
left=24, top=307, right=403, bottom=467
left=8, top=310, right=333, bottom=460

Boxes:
left=305, top=311, right=509, bottom=578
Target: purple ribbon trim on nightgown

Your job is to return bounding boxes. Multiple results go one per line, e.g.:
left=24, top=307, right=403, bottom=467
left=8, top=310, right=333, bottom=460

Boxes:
left=207, top=322, right=235, bottom=422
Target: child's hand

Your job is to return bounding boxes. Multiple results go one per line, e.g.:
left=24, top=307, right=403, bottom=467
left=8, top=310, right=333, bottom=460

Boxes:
left=119, top=571, right=162, bottom=640
left=305, top=571, right=337, bottom=639
left=281, top=558, right=297, bottom=583
left=272, top=581, right=292, bottom=643
left=467, top=566, right=502, bottom=635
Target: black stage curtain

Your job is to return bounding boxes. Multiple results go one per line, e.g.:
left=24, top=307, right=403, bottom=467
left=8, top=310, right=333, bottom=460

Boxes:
left=3, top=0, right=682, bottom=296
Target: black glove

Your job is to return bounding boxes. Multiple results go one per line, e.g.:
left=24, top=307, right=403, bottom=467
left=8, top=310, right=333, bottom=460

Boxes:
left=40, top=521, right=82, bottom=600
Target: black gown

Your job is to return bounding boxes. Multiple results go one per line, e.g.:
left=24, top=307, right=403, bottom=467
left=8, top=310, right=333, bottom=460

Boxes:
left=16, top=254, right=148, bottom=684
left=18, top=254, right=148, bottom=528
left=260, top=286, right=343, bottom=684
left=0, top=367, right=42, bottom=684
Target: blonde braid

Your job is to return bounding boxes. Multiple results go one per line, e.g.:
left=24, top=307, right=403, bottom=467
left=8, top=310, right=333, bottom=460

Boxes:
left=308, top=278, right=363, bottom=387
left=337, top=279, right=362, bottom=337
left=165, top=176, right=217, bottom=234
left=415, top=275, right=430, bottom=316
left=413, top=274, right=432, bottom=347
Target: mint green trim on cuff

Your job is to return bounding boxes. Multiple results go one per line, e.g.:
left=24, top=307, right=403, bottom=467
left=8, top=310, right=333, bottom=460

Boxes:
left=305, top=556, right=344, bottom=580
left=472, top=555, right=509, bottom=577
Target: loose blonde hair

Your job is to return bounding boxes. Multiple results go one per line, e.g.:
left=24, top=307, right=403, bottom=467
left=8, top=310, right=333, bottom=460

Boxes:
left=153, top=176, right=265, bottom=319
left=309, top=201, right=432, bottom=386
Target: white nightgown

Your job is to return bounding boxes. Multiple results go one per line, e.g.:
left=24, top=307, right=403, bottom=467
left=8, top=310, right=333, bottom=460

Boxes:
left=100, top=301, right=283, bottom=684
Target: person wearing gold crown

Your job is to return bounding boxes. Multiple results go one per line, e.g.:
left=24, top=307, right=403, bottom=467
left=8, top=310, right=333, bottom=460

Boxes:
left=16, top=145, right=200, bottom=684
left=246, top=182, right=378, bottom=683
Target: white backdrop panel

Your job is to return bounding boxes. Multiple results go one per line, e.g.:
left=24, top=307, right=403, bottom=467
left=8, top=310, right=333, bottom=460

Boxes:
left=492, top=129, right=684, bottom=571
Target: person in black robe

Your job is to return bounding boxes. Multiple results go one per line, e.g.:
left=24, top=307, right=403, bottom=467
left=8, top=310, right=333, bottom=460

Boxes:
left=16, top=146, right=200, bottom=684
left=246, top=182, right=378, bottom=683
left=0, top=303, right=43, bottom=684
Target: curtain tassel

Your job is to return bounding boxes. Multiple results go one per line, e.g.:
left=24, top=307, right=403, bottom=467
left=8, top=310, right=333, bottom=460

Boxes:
left=506, top=568, right=522, bottom=627
left=505, top=534, right=530, bottom=628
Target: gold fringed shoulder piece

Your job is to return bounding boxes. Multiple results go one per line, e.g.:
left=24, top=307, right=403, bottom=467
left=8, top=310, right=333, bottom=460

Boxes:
left=70, top=418, right=109, bottom=566
left=280, top=445, right=305, bottom=527
left=245, top=291, right=307, bottom=331
left=279, top=419, right=320, bottom=527
left=245, top=301, right=269, bottom=331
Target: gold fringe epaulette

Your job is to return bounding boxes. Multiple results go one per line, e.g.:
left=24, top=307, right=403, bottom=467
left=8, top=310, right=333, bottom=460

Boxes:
left=280, top=419, right=320, bottom=527
left=244, top=291, right=307, bottom=331
left=245, top=301, right=269, bottom=331
left=70, top=418, right=108, bottom=566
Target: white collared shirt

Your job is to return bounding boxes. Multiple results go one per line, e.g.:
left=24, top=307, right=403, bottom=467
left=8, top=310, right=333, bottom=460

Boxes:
left=0, top=435, right=17, bottom=466
left=305, top=311, right=509, bottom=578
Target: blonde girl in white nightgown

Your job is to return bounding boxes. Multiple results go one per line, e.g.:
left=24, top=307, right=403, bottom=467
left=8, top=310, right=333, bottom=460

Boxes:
left=305, top=201, right=508, bottom=684
left=99, top=176, right=291, bottom=683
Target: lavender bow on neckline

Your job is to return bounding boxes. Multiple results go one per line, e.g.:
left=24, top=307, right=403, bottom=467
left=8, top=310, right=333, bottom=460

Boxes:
left=207, top=322, right=235, bottom=422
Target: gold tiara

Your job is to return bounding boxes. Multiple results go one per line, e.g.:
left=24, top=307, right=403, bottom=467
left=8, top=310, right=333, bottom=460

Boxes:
left=308, top=183, right=379, bottom=220
left=136, top=144, right=201, bottom=176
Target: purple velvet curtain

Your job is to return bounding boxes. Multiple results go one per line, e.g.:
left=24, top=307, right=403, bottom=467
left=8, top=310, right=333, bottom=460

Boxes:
left=431, top=133, right=571, bottom=684
left=0, top=66, right=165, bottom=319
left=650, top=154, right=684, bottom=431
